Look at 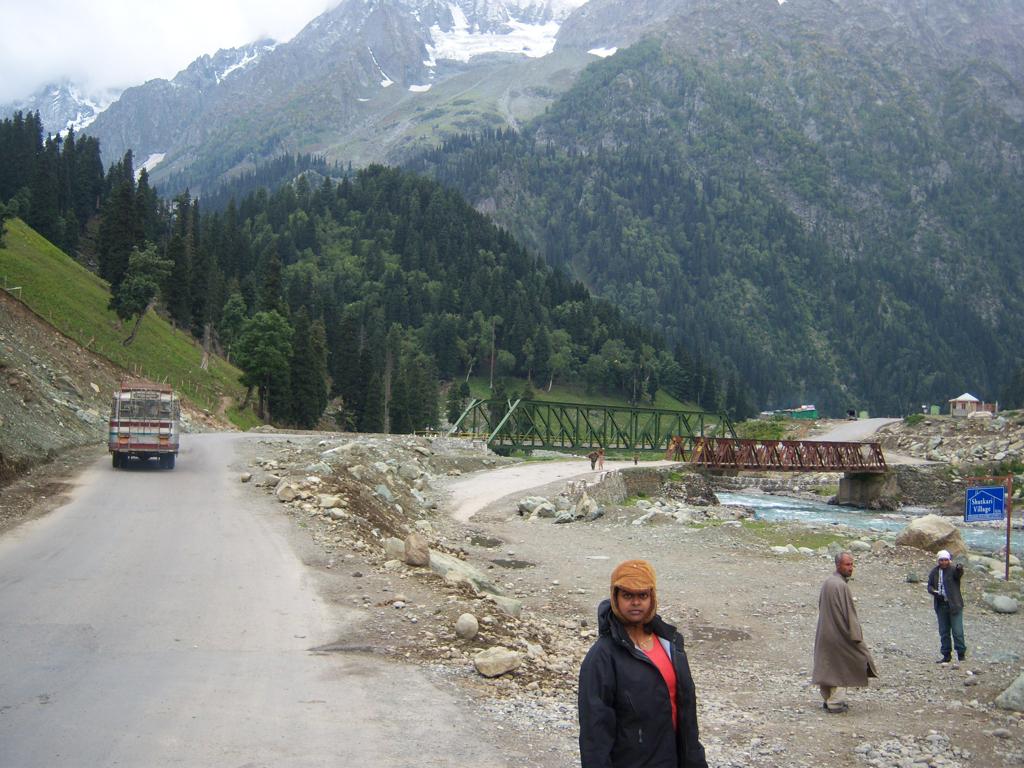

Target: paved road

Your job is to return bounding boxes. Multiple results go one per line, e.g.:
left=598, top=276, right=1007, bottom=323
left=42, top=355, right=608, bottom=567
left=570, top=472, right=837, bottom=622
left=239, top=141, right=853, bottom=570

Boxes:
left=0, top=433, right=505, bottom=767
left=810, top=417, right=901, bottom=442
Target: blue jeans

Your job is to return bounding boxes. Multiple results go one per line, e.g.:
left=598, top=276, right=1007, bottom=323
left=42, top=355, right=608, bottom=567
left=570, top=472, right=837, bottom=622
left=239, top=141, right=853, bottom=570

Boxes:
left=935, top=601, right=966, bottom=657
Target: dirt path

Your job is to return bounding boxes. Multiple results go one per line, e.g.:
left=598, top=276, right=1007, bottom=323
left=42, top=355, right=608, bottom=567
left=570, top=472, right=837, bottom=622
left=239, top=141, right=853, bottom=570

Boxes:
left=447, top=458, right=675, bottom=522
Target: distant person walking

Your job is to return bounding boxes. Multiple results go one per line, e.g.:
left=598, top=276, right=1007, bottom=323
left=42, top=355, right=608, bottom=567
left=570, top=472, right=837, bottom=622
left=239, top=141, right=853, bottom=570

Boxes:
left=927, top=549, right=966, bottom=663
left=812, top=552, right=878, bottom=713
left=596, top=448, right=605, bottom=471
left=587, top=450, right=599, bottom=470
left=578, top=560, right=708, bottom=768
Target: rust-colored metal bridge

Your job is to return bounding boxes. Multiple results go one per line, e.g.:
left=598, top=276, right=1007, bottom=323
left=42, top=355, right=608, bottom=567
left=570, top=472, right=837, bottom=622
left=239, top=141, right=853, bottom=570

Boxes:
left=669, top=436, right=887, bottom=473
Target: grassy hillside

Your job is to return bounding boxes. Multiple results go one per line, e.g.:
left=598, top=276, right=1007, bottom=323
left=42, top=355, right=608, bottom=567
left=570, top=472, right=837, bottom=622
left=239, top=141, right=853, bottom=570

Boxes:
left=464, top=376, right=694, bottom=412
left=0, top=219, right=252, bottom=423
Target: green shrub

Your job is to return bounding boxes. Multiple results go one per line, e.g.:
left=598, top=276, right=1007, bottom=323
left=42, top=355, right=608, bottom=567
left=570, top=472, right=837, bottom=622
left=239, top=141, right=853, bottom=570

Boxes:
left=735, top=419, right=786, bottom=440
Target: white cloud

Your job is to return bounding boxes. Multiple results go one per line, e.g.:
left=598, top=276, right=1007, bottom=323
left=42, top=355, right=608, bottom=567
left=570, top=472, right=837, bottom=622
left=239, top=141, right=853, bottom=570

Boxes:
left=0, top=0, right=337, bottom=103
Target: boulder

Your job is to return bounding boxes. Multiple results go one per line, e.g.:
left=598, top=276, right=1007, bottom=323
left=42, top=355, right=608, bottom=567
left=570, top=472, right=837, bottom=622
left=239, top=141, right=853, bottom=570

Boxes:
left=486, top=593, right=523, bottom=618
left=403, top=533, right=431, bottom=567
left=383, top=537, right=406, bottom=561
left=577, top=493, right=601, bottom=520
left=982, top=593, right=1020, bottom=614
left=398, top=464, right=421, bottom=482
left=455, top=613, right=479, bottom=640
left=894, top=514, right=966, bottom=555
left=317, top=494, right=343, bottom=509
left=995, top=671, right=1024, bottom=711
left=240, top=472, right=252, bottom=483
left=429, top=551, right=504, bottom=596
left=532, top=502, right=558, bottom=519
left=517, top=496, right=551, bottom=516
left=473, top=647, right=521, bottom=678
left=275, top=481, right=300, bottom=502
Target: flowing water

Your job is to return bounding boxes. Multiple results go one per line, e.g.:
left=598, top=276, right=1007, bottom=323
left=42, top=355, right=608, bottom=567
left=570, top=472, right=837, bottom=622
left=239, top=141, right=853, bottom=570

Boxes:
left=718, top=491, right=1022, bottom=555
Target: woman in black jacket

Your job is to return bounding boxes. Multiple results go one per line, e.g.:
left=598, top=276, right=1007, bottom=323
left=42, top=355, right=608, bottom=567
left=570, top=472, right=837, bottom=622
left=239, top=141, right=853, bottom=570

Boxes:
left=578, top=559, right=708, bottom=768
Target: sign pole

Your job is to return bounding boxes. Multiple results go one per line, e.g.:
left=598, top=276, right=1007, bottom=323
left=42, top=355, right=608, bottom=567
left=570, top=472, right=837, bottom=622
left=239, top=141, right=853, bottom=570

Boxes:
left=1006, top=475, right=1014, bottom=582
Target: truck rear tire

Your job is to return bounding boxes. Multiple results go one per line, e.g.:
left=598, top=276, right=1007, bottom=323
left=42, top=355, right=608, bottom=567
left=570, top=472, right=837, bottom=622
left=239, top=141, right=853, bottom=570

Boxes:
left=163, top=454, right=176, bottom=470
left=112, top=454, right=119, bottom=469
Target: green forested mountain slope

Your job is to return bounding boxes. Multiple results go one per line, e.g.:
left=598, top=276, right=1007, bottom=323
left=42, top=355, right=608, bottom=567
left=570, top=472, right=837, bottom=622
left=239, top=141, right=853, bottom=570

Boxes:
left=410, top=3, right=1024, bottom=415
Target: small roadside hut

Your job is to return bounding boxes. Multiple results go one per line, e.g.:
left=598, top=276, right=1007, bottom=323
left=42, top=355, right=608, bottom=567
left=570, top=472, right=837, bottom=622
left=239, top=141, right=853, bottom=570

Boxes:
left=948, top=392, right=998, bottom=418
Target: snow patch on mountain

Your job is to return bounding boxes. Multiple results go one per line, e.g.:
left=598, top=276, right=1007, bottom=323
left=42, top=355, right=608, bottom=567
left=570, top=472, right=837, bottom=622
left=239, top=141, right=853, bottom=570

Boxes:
left=138, top=153, right=166, bottom=177
left=367, top=47, right=395, bottom=87
left=218, top=43, right=277, bottom=83
left=409, top=84, right=433, bottom=92
left=588, top=47, right=617, bottom=58
left=423, top=0, right=588, bottom=65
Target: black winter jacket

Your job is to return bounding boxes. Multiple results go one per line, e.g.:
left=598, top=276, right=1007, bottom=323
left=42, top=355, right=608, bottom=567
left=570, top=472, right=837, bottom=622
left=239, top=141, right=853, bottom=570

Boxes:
left=927, top=563, right=964, bottom=613
left=578, top=600, right=708, bottom=768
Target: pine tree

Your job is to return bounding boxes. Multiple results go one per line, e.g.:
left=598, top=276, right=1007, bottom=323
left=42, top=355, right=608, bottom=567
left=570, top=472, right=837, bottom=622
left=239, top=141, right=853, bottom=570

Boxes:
left=446, top=383, right=466, bottom=424
left=289, top=310, right=329, bottom=428
left=233, top=311, right=293, bottom=421
left=218, top=291, right=249, bottom=362
left=109, top=245, right=173, bottom=345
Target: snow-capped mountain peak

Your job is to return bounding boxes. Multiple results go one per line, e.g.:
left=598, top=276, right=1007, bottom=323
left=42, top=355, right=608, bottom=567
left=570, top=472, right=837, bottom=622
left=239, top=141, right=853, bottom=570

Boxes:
left=0, top=80, right=120, bottom=135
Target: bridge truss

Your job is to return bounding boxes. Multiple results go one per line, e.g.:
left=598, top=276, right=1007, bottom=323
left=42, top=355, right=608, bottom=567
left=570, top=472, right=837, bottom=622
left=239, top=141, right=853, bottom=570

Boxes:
left=686, top=437, right=887, bottom=473
left=448, top=398, right=735, bottom=452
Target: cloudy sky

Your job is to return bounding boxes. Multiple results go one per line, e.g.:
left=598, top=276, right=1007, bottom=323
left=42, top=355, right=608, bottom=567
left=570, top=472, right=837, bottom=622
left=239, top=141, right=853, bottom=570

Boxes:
left=0, top=0, right=337, bottom=103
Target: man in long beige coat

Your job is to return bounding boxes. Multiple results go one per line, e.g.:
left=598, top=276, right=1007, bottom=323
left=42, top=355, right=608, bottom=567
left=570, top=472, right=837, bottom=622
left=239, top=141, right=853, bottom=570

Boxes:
left=812, top=551, right=878, bottom=713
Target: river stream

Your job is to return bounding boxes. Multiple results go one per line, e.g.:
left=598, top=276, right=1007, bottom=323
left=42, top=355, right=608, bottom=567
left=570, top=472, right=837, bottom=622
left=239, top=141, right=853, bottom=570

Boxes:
left=718, top=491, right=1022, bottom=555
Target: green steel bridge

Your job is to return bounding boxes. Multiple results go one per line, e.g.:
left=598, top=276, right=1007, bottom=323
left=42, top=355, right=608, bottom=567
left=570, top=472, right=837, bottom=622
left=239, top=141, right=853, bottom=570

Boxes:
left=447, top=398, right=735, bottom=453
left=446, top=398, right=887, bottom=473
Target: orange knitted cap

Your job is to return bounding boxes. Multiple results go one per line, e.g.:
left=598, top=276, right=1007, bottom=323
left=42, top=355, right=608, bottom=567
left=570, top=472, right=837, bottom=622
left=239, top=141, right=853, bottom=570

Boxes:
left=609, top=559, right=658, bottom=624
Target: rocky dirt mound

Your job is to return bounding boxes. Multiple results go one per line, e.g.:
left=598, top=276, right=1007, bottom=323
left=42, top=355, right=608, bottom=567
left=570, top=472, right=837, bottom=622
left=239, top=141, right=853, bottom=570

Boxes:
left=240, top=434, right=591, bottom=695
left=0, top=291, right=230, bottom=488
left=0, top=292, right=121, bottom=483
left=878, top=412, right=1024, bottom=468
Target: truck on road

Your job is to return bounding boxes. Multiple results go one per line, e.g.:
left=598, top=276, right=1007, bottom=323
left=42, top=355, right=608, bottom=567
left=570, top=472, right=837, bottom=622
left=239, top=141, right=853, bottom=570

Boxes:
left=109, top=379, right=180, bottom=469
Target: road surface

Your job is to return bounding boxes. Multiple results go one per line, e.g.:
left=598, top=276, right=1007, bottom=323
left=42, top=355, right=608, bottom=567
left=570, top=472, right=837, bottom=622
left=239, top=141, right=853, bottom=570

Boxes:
left=0, top=433, right=505, bottom=767
left=811, top=417, right=901, bottom=443
left=448, top=459, right=676, bottom=522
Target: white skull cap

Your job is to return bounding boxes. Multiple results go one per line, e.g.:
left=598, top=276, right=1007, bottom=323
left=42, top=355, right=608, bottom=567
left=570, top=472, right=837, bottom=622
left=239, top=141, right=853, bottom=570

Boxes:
left=937, top=549, right=952, bottom=561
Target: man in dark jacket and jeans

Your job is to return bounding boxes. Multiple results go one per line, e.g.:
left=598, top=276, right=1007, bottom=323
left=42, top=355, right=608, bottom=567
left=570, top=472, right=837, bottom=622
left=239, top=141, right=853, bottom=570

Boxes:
left=578, top=559, right=708, bottom=768
left=927, top=549, right=966, bottom=663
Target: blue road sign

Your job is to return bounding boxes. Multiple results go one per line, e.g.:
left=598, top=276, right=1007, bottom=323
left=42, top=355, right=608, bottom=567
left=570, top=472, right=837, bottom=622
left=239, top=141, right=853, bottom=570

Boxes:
left=965, top=485, right=1006, bottom=522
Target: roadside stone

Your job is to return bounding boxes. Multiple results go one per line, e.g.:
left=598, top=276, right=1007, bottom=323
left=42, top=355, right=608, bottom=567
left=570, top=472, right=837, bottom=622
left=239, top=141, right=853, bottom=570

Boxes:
left=517, top=496, right=549, bottom=515
left=849, top=540, right=872, bottom=552
left=473, top=647, right=521, bottom=678
left=455, top=613, right=479, bottom=640
left=275, top=481, right=300, bottom=502
left=317, top=494, right=343, bottom=509
left=995, top=671, right=1024, bottom=711
left=403, top=532, right=431, bottom=567
left=240, top=472, right=252, bottom=483
left=982, top=593, right=1020, bottom=614
left=375, top=484, right=394, bottom=503
left=384, top=537, right=406, bottom=561
left=486, top=593, right=523, bottom=618
left=429, top=550, right=504, bottom=596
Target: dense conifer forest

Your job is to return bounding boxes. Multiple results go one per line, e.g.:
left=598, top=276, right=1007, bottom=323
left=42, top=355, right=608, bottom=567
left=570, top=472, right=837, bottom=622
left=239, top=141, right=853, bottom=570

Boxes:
left=408, top=39, right=1024, bottom=415
left=0, top=111, right=753, bottom=429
